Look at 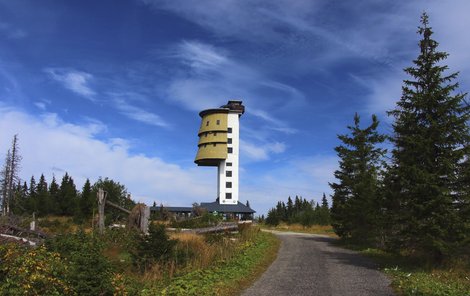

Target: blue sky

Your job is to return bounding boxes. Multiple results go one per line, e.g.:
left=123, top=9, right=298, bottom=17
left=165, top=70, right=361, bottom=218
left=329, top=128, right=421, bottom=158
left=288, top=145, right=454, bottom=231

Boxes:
left=1, top=0, right=470, bottom=215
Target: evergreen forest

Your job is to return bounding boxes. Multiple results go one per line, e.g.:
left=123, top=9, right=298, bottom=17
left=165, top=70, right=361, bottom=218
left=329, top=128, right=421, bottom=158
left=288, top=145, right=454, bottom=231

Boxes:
left=329, top=13, right=470, bottom=261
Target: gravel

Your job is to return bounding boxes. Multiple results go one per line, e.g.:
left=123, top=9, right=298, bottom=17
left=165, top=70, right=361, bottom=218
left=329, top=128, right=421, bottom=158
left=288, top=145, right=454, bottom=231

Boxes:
left=242, top=231, right=395, bottom=296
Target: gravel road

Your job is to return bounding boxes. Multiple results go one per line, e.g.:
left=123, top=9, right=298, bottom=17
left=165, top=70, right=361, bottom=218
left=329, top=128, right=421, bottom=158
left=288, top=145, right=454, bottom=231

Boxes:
left=242, top=231, right=394, bottom=296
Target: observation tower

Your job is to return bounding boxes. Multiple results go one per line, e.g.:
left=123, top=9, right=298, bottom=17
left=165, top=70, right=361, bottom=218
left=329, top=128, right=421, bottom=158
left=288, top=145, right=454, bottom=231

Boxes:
left=195, top=100, right=245, bottom=205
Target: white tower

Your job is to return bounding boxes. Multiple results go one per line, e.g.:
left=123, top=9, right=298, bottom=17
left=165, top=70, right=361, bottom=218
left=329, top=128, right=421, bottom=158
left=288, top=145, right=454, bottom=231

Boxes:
left=195, top=100, right=245, bottom=205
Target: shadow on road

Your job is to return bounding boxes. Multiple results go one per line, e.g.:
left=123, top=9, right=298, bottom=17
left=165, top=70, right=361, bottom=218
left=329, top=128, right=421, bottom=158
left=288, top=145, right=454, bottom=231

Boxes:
left=300, top=236, right=380, bottom=271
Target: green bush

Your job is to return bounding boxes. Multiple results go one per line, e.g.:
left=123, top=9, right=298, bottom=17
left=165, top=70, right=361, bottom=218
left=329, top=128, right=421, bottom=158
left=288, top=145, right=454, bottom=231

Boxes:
left=46, top=231, right=113, bottom=295
left=0, top=244, right=73, bottom=296
left=171, top=213, right=222, bottom=229
left=132, top=223, right=177, bottom=271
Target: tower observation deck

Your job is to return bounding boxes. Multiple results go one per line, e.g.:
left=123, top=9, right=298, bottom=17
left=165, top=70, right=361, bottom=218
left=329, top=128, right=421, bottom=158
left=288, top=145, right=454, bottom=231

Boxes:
left=195, top=100, right=245, bottom=205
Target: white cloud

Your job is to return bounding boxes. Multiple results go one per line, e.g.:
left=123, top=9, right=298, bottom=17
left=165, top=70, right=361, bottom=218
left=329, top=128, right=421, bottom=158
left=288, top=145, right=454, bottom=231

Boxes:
left=147, top=0, right=470, bottom=120
left=166, top=40, right=303, bottom=130
left=0, top=107, right=213, bottom=206
left=34, top=102, right=47, bottom=111
left=240, top=139, right=286, bottom=161
left=113, top=96, right=169, bottom=128
left=33, top=99, right=51, bottom=111
left=45, top=68, right=96, bottom=99
left=176, top=41, right=228, bottom=71
left=141, top=0, right=320, bottom=42
left=0, top=105, right=335, bottom=215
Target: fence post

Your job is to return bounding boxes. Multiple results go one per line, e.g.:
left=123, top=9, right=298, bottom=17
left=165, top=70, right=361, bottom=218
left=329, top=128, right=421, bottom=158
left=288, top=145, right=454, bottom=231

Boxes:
left=97, top=189, right=107, bottom=234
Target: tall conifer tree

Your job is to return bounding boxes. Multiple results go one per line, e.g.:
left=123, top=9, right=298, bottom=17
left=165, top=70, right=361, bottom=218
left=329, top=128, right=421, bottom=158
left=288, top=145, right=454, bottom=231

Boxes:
left=78, top=179, right=94, bottom=221
left=386, top=13, right=470, bottom=257
left=59, top=173, right=78, bottom=216
left=330, top=113, right=386, bottom=243
left=37, top=174, right=50, bottom=216
left=49, top=176, right=60, bottom=215
left=28, top=176, right=37, bottom=213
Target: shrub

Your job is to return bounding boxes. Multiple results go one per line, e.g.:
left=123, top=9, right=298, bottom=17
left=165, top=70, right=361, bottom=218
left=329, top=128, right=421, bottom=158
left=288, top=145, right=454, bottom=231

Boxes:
left=171, top=212, right=222, bottom=229
left=0, top=244, right=73, bottom=295
left=132, top=223, right=177, bottom=271
left=46, top=231, right=113, bottom=295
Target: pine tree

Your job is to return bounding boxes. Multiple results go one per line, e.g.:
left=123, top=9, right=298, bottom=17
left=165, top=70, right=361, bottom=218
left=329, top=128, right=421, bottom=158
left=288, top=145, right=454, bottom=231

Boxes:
left=265, top=208, right=280, bottom=226
left=286, top=196, right=293, bottom=221
left=386, top=13, right=470, bottom=258
left=11, top=180, right=28, bottom=214
left=78, top=179, right=94, bottom=221
left=330, top=113, right=386, bottom=243
left=49, top=176, right=60, bottom=215
left=317, top=193, right=331, bottom=226
left=59, top=173, right=78, bottom=216
left=36, top=174, right=51, bottom=216
left=28, top=176, right=38, bottom=213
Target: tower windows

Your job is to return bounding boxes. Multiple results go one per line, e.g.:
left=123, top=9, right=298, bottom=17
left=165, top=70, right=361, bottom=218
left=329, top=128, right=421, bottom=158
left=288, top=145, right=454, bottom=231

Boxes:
left=227, top=147, right=233, bottom=153
left=226, top=162, right=232, bottom=166
left=226, top=182, right=232, bottom=188
left=226, top=170, right=232, bottom=177
left=206, top=121, right=209, bottom=126
left=226, top=193, right=232, bottom=199
left=216, top=119, right=220, bottom=125
left=228, top=127, right=232, bottom=133
left=227, top=138, right=232, bottom=144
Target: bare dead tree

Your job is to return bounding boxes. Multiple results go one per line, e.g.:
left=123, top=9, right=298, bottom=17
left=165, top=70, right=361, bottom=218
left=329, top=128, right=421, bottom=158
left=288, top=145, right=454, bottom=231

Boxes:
left=1, top=135, right=22, bottom=216
left=0, top=150, right=11, bottom=215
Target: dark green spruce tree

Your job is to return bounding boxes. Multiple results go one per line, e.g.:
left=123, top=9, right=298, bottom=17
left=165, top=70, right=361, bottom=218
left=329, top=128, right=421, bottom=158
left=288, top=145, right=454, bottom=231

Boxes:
left=330, top=113, right=386, bottom=243
left=59, top=173, right=78, bottom=216
left=48, top=176, right=60, bottom=215
left=316, top=193, right=331, bottom=226
left=77, top=178, right=94, bottom=222
left=27, top=176, right=37, bottom=214
left=386, top=13, right=470, bottom=258
left=36, top=174, right=51, bottom=216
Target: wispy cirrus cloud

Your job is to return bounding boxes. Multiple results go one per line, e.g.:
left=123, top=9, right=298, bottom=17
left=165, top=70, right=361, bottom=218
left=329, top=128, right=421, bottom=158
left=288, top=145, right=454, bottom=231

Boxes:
left=113, top=95, right=169, bottom=128
left=145, top=0, right=470, bottom=119
left=141, top=0, right=320, bottom=42
left=240, top=139, right=286, bottom=161
left=166, top=40, right=302, bottom=132
left=45, top=68, right=96, bottom=99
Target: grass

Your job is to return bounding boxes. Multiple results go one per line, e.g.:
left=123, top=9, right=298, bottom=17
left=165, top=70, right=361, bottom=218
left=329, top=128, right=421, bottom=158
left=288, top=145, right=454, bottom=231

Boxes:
left=140, top=228, right=280, bottom=295
left=2, top=217, right=281, bottom=296
left=261, top=223, right=338, bottom=237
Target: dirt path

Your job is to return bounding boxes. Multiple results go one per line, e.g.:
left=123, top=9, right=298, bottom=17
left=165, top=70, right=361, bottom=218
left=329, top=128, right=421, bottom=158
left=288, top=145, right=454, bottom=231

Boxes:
left=242, top=231, right=394, bottom=296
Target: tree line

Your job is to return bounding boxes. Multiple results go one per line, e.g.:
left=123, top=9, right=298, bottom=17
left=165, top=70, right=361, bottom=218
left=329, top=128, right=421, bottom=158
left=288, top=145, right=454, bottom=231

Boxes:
left=1, top=166, right=134, bottom=223
left=265, top=194, right=331, bottom=226
left=330, top=13, right=470, bottom=261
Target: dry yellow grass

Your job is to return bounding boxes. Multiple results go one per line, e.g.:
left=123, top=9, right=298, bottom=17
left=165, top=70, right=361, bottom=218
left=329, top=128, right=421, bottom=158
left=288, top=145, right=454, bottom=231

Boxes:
left=264, top=223, right=338, bottom=237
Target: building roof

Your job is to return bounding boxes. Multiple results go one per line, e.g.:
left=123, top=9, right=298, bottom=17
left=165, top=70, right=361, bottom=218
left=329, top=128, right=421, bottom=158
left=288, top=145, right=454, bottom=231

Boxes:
left=200, top=201, right=255, bottom=213
left=150, top=206, right=193, bottom=213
